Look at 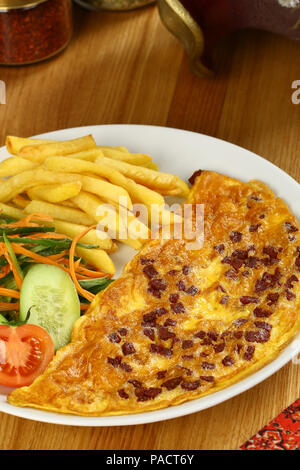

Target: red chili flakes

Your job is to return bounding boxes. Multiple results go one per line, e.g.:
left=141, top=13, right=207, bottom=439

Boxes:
left=157, top=371, right=167, bottom=380
left=259, top=214, right=265, bottom=219
left=182, top=265, right=191, bottom=275
left=188, top=169, right=202, bottom=185
left=214, top=342, right=225, bottom=353
left=155, top=307, right=168, bottom=317
left=266, top=293, right=279, bottom=306
left=201, top=361, right=215, bottom=370
left=158, top=326, right=176, bottom=341
left=162, top=377, right=182, bottom=390
left=143, top=328, right=155, bottom=341
left=263, top=246, right=279, bottom=259
left=230, top=231, right=242, bottom=243
left=253, top=307, right=272, bottom=318
left=214, top=244, right=225, bottom=254
left=182, top=355, right=194, bottom=360
left=128, top=379, right=142, bottom=388
left=242, top=270, right=250, bottom=277
left=221, top=331, right=231, bottom=339
left=217, top=285, right=226, bottom=293
left=243, top=345, right=255, bottom=361
left=249, top=224, right=261, bottom=233
left=168, top=269, right=179, bottom=276
left=171, top=302, right=185, bottom=314
left=108, top=332, right=121, bottom=343
left=285, top=222, right=298, bottom=233
left=225, top=269, right=238, bottom=280
left=245, top=257, right=260, bottom=269
left=235, top=344, right=243, bottom=354
left=169, top=293, right=179, bottom=303
left=222, top=355, right=234, bottom=366
left=255, top=268, right=281, bottom=293
left=240, top=296, right=259, bottom=305
left=220, top=296, right=229, bottom=305
left=118, top=328, right=127, bottom=337
left=118, top=389, right=129, bottom=399
left=181, top=380, right=201, bottom=391
left=122, top=342, right=136, bottom=356
left=140, top=257, right=155, bottom=265
left=186, top=285, right=199, bottom=296
left=149, top=278, right=167, bottom=291
left=200, top=375, right=214, bottom=382
left=120, top=362, right=132, bottom=372
left=286, top=290, right=296, bottom=301
left=107, top=356, right=122, bottom=368
left=194, top=330, right=206, bottom=339
left=245, top=330, right=270, bottom=343
left=234, top=331, right=243, bottom=339
left=177, top=280, right=186, bottom=291
left=148, top=288, right=161, bottom=299
left=254, top=321, right=272, bottom=332
left=182, top=340, right=193, bottom=349
left=207, top=331, right=218, bottom=342
left=164, top=318, right=177, bottom=327
left=150, top=344, right=173, bottom=357
left=142, top=312, right=157, bottom=327
left=135, top=387, right=162, bottom=402
left=143, top=265, right=158, bottom=278
left=296, top=256, right=300, bottom=270
left=201, top=338, right=212, bottom=346
left=285, top=275, right=299, bottom=289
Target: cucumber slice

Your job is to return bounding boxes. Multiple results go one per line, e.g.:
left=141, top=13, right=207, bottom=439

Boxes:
left=20, top=264, right=80, bottom=351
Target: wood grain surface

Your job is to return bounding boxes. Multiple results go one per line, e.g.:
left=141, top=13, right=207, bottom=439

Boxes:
left=0, top=3, right=299, bottom=451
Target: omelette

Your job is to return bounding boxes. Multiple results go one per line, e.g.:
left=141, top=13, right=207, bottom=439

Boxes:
left=8, top=170, right=300, bottom=416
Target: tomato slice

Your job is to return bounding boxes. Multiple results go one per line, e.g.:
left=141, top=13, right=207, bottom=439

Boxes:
left=0, top=324, right=54, bottom=387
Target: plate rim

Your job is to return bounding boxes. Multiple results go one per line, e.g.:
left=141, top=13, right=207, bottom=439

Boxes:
left=0, top=123, right=299, bottom=427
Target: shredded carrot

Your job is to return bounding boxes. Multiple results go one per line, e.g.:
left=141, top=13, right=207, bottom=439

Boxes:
left=0, top=302, right=19, bottom=311
left=11, top=244, right=73, bottom=275
left=0, top=288, right=20, bottom=298
left=80, top=304, right=90, bottom=311
left=2, top=250, right=23, bottom=290
left=69, top=225, right=98, bottom=303
left=21, top=213, right=54, bottom=225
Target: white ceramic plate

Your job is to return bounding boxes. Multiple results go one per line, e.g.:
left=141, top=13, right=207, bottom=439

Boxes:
left=0, top=125, right=299, bottom=426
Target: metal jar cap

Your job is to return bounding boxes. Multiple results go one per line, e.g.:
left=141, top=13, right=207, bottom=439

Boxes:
left=0, top=0, right=48, bottom=11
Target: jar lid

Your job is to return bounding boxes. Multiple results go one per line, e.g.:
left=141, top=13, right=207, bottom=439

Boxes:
left=0, top=0, right=47, bottom=10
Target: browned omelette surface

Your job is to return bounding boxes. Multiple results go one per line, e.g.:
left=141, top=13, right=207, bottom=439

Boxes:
left=8, top=171, right=300, bottom=415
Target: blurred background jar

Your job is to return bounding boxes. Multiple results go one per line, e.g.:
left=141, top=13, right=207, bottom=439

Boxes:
left=0, top=0, right=73, bottom=65
left=74, top=0, right=154, bottom=11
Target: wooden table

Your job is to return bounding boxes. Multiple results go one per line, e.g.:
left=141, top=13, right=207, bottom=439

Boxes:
left=0, top=3, right=299, bottom=451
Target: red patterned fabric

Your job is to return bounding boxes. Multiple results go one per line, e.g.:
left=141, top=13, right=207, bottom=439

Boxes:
left=240, top=398, right=300, bottom=450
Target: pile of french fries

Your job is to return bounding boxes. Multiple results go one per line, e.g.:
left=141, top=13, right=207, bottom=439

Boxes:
left=0, top=135, right=189, bottom=276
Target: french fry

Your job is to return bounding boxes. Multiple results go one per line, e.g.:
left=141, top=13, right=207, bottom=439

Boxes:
left=0, top=156, right=39, bottom=177
left=140, top=161, right=159, bottom=171
left=6, top=136, right=55, bottom=155
left=43, top=157, right=133, bottom=209
left=0, top=203, right=24, bottom=220
left=75, top=246, right=116, bottom=276
left=72, top=192, right=145, bottom=250
left=41, top=219, right=115, bottom=253
left=0, top=168, right=81, bottom=202
left=24, top=200, right=95, bottom=226
left=12, top=194, right=30, bottom=208
left=60, top=148, right=104, bottom=162
left=99, top=146, right=129, bottom=154
left=18, top=135, right=97, bottom=162
left=101, top=148, right=152, bottom=165
left=96, top=156, right=182, bottom=193
left=44, top=157, right=132, bottom=203
left=27, top=182, right=82, bottom=203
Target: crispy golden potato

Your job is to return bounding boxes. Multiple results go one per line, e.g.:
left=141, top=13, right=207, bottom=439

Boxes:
left=27, top=182, right=82, bottom=204
left=24, top=200, right=95, bottom=226
left=75, top=246, right=115, bottom=276
left=18, top=136, right=97, bottom=162
left=6, top=136, right=55, bottom=155
left=0, top=157, right=39, bottom=177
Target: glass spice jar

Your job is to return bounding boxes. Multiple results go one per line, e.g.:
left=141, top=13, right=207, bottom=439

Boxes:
left=0, top=0, right=73, bottom=65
